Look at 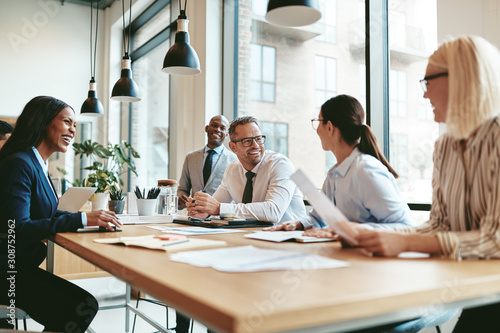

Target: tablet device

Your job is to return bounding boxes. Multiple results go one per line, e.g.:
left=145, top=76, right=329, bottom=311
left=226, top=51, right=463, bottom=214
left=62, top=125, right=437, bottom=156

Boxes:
left=57, top=187, right=97, bottom=213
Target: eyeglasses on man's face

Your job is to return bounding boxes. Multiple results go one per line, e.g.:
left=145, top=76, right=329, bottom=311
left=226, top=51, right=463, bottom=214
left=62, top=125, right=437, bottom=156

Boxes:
left=419, top=72, right=448, bottom=93
left=231, top=135, right=266, bottom=147
left=311, top=118, right=325, bottom=130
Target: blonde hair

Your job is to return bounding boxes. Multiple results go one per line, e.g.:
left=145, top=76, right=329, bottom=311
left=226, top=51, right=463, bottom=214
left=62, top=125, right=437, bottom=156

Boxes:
left=428, top=35, right=500, bottom=138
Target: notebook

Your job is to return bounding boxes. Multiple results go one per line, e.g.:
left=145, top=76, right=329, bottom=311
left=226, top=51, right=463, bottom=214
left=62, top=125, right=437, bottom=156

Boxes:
left=57, top=187, right=97, bottom=213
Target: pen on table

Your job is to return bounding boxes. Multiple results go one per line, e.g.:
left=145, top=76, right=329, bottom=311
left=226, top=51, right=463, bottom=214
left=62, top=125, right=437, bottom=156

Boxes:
left=162, top=239, right=189, bottom=247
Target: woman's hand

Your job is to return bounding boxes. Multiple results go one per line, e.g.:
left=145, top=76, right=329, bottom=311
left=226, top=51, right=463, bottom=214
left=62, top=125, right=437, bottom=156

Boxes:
left=262, top=220, right=303, bottom=231
left=355, top=230, right=408, bottom=257
left=86, top=210, right=122, bottom=231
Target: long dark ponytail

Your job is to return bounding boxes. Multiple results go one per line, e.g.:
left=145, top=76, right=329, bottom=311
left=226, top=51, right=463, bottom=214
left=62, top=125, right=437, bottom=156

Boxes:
left=321, top=94, right=399, bottom=178
left=0, top=96, right=71, bottom=161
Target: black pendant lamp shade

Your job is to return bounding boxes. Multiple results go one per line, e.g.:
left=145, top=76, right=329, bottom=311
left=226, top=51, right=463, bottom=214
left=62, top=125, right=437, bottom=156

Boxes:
left=81, top=79, right=104, bottom=116
left=162, top=1, right=201, bottom=75
left=266, top=0, right=322, bottom=27
left=111, top=56, right=141, bottom=102
left=111, top=0, right=141, bottom=102
left=81, top=0, right=104, bottom=116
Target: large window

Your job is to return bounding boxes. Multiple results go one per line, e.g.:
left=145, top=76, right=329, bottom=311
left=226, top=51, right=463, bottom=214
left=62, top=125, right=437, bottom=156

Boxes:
left=227, top=0, right=438, bottom=204
left=389, top=69, right=407, bottom=118
left=388, top=0, right=438, bottom=205
left=315, top=56, right=337, bottom=108
left=315, top=0, right=337, bottom=44
left=234, top=0, right=365, bottom=187
left=250, top=44, right=276, bottom=103
left=125, top=0, right=172, bottom=189
left=260, top=121, right=288, bottom=156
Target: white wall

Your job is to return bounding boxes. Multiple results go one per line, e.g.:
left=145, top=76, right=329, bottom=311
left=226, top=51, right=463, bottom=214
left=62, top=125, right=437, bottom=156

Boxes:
left=0, top=0, right=105, bottom=119
left=438, top=0, right=500, bottom=49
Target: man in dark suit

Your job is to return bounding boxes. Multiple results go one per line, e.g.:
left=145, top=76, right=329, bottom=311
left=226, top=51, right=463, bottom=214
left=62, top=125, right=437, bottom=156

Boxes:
left=177, top=115, right=236, bottom=208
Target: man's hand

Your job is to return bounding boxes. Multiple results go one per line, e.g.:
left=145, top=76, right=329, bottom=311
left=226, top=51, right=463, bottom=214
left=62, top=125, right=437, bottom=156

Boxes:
left=178, top=194, right=189, bottom=209
left=303, top=227, right=337, bottom=239
left=263, top=220, right=303, bottom=231
left=86, top=210, right=122, bottom=231
left=186, top=192, right=221, bottom=217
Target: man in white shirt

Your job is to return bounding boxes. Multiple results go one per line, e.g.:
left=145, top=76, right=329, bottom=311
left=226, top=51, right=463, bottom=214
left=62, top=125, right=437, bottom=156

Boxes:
left=187, top=116, right=306, bottom=223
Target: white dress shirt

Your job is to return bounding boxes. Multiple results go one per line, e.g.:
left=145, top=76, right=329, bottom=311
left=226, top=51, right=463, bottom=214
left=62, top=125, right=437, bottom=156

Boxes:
left=300, top=148, right=413, bottom=229
left=214, top=150, right=306, bottom=223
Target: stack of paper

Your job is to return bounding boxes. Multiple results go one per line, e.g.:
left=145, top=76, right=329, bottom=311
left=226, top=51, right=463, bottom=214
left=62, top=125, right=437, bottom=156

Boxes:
left=170, top=245, right=349, bottom=272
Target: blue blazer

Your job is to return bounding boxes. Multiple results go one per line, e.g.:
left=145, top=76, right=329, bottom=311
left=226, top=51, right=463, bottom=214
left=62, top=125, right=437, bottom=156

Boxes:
left=0, top=149, right=82, bottom=268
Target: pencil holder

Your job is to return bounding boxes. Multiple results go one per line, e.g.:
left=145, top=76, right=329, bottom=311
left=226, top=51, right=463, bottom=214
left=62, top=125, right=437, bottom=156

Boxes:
left=136, top=199, right=156, bottom=216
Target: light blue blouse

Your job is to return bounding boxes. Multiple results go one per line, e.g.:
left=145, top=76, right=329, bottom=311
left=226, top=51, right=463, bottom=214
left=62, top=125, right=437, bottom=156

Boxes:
left=300, top=148, right=413, bottom=229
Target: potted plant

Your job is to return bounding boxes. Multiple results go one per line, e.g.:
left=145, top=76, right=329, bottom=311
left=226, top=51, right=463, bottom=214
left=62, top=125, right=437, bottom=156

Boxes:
left=73, top=139, right=140, bottom=211
left=108, top=186, right=125, bottom=214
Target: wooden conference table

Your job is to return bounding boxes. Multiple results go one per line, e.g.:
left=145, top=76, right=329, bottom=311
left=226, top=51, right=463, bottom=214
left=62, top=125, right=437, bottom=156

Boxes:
left=49, top=224, right=500, bottom=333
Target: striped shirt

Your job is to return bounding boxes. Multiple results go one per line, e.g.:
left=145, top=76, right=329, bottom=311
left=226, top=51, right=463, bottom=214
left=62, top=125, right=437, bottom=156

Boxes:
left=398, top=117, right=500, bottom=260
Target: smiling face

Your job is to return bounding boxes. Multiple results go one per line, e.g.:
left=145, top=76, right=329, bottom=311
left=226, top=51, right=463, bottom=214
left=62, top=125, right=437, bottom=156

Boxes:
left=229, top=122, right=265, bottom=171
left=42, top=107, right=76, bottom=156
left=205, top=115, right=229, bottom=148
left=423, top=64, right=449, bottom=123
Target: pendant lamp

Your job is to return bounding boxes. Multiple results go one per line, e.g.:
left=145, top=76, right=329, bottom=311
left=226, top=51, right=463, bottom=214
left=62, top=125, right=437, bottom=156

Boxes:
left=81, top=0, right=104, bottom=116
left=265, top=0, right=322, bottom=27
left=162, top=0, right=201, bottom=75
left=111, top=0, right=141, bottom=102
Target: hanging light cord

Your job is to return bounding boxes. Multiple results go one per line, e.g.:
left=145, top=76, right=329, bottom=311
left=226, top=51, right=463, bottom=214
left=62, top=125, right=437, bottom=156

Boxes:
left=179, top=0, right=187, bottom=17
left=89, top=0, right=99, bottom=81
left=121, top=0, right=133, bottom=57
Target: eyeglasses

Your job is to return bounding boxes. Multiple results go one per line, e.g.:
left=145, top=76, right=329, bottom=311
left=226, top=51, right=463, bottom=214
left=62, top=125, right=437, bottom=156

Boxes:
left=311, top=118, right=325, bottom=130
left=419, top=72, right=448, bottom=93
left=231, top=135, right=266, bottom=147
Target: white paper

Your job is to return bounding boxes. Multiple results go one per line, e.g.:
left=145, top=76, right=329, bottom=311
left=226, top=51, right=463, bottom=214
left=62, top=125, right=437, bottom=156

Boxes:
left=146, top=226, right=245, bottom=235
left=291, top=169, right=358, bottom=245
left=118, top=214, right=173, bottom=225
left=170, top=245, right=349, bottom=272
left=244, top=231, right=335, bottom=243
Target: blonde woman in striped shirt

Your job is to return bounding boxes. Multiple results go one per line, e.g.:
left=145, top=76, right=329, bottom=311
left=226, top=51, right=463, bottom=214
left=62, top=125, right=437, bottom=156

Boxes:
left=355, top=35, right=500, bottom=331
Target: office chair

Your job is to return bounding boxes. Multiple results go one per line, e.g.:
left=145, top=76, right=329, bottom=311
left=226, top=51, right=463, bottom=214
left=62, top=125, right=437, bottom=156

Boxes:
left=0, top=305, right=28, bottom=330
left=131, top=290, right=194, bottom=333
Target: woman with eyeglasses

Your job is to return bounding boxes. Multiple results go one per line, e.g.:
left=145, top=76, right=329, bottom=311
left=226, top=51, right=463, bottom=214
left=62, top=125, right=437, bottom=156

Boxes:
left=352, top=35, right=500, bottom=331
left=266, top=94, right=413, bottom=233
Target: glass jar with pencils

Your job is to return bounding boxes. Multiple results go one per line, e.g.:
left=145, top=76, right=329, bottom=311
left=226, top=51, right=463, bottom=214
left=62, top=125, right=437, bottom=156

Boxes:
left=157, top=179, right=178, bottom=215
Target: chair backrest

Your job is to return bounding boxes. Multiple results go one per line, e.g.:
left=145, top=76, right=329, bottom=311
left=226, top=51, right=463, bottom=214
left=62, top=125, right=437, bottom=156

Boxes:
left=0, top=305, right=29, bottom=319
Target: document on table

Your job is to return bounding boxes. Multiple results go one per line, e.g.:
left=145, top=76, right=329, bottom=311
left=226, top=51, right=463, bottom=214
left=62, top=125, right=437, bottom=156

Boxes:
left=291, top=169, right=358, bottom=245
left=170, top=245, right=349, bottom=272
left=118, top=214, right=174, bottom=225
left=147, top=226, right=245, bottom=235
left=245, top=231, right=335, bottom=243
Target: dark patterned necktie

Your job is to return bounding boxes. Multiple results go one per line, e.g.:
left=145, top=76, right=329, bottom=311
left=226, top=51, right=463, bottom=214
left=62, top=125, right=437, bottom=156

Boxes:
left=242, top=171, right=255, bottom=204
left=203, top=149, right=215, bottom=185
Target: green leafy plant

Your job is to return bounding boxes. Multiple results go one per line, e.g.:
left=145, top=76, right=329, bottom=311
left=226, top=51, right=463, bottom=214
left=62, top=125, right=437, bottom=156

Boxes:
left=109, top=187, right=124, bottom=201
left=73, top=140, right=140, bottom=193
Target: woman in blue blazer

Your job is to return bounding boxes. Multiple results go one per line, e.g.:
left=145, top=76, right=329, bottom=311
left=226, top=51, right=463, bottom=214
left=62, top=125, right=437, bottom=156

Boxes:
left=0, top=96, right=121, bottom=331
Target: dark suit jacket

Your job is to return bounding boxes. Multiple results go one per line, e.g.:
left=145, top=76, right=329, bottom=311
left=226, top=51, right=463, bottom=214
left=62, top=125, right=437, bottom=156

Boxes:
left=0, top=149, right=82, bottom=269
